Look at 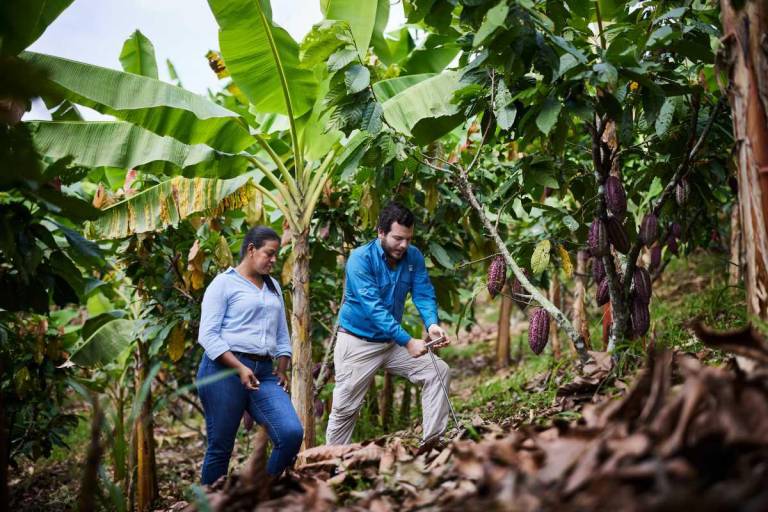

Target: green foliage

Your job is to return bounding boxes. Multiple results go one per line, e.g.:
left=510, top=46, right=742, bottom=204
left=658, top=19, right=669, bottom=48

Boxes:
left=119, top=30, right=158, bottom=78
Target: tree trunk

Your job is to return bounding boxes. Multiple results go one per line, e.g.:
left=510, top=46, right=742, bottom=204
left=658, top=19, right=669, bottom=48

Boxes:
left=573, top=250, right=592, bottom=350
left=0, top=383, right=8, bottom=509
left=496, top=283, right=513, bottom=368
left=77, top=397, right=104, bottom=512
left=399, top=381, right=412, bottom=428
left=381, top=371, right=393, bottom=429
left=290, top=229, right=315, bottom=448
left=730, top=202, right=743, bottom=286
left=134, top=342, right=158, bottom=512
left=549, top=274, right=562, bottom=359
left=720, top=0, right=768, bottom=319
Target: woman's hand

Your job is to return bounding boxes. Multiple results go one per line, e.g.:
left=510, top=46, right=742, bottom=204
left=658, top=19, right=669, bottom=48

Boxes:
left=238, top=365, right=260, bottom=391
left=273, top=369, right=290, bottom=391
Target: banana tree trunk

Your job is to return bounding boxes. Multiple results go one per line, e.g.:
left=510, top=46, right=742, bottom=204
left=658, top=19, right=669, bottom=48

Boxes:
left=496, top=283, right=512, bottom=368
left=134, top=342, right=157, bottom=512
left=720, top=0, right=768, bottom=319
left=290, top=229, right=314, bottom=448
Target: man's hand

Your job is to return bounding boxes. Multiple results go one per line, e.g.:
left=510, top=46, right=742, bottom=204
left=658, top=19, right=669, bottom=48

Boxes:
left=406, top=338, right=428, bottom=358
left=427, top=324, right=451, bottom=348
left=238, top=365, right=260, bottom=391
left=273, top=369, right=290, bottom=391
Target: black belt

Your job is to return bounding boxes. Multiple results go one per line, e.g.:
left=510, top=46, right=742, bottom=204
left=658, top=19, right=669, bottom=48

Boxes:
left=232, top=351, right=272, bottom=362
left=338, top=327, right=391, bottom=343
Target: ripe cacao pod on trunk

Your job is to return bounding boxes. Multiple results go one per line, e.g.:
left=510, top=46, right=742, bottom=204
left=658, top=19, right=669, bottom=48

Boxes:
left=639, top=214, right=658, bottom=247
left=650, top=244, right=662, bottom=271
left=596, top=277, right=610, bottom=306
left=633, top=266, right=652, bottom=304
left=487, top=255, right=507, bottom=299
left=528, top=308, right=550, bottom=355
left=675, top=178, right=690, bottom=206
left=605, top=176, right=627, bottom=217
left=631, top=295, right=650, bottom=337
left=606, top=216, right=630, bottom=254
left=588, top=218, right=609, bottom=256
left=592, top=257, right=605, bottom=284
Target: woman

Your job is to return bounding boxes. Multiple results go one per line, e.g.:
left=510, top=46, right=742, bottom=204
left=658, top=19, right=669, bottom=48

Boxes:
left=196, top=226, right=303, bottom=485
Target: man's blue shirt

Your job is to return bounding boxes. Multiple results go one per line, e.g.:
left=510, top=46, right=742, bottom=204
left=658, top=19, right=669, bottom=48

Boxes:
left=338, top=239, right=439, bottom=345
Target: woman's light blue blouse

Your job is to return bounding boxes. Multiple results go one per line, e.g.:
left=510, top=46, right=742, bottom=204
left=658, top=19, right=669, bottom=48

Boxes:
left=197, top=267, right=292, bottom=361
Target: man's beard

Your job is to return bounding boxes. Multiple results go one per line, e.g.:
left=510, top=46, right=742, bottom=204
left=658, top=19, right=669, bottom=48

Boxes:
left=381, top=239, right=405, bottom=261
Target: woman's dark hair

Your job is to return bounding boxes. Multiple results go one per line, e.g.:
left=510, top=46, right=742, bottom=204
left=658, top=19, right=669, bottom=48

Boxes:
left=240, top=226, right=281, bottom=296
left=377, top=201, right=414, bottom=234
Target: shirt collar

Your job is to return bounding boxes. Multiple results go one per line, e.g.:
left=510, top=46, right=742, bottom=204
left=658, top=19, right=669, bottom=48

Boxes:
left=374, top=239, right=387, bottom=261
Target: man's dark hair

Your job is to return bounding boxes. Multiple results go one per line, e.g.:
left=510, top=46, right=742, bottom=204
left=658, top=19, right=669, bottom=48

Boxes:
left=377, top=201, right=414, bottom=234
left=239, top=225, right=280, bottom=295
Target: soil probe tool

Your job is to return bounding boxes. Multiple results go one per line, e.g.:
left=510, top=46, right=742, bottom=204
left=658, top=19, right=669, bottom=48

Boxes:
left=424, top=335, right=463, bottom=435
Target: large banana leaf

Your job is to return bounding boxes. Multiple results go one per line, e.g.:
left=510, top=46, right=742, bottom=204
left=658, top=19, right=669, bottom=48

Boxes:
left=373, top=73, right=435, bottom=102
left=0, top=0, right=73, bottom=56
left=382, top=71, right=463, bottom=144
left=207, top=0, right=317, bottom=118
left=87, top=174, right=255, bottom=239
left=323, top=0, right=378, bottom=59
left=69, top=318, right=135, bottom=367
left=30, top=121, right=248, bottom=176
left=119, top=30, right=158, bottom=78
left=21, top=51, right=254, bottom=153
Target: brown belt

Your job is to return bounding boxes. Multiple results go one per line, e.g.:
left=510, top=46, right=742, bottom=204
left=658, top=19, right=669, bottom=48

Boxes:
left=232, top=351, right=272, bottom=362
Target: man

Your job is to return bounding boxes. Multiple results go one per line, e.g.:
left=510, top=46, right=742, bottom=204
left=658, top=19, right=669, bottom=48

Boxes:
left=325, top=201, right=452, bottom=446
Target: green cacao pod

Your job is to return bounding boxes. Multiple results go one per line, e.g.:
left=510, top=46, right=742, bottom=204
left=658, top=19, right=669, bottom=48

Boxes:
left=632, top=266, right=652, bottom=304
left=631, top=295, right=650, bottom=337
left=588, top=218, right=609, bottom=257
left=675, top=178, right=690, bottom=206
left=528, top=308, right=550, bottom=355
left=639, top=214, right=658, bottom=247
left=605, top=176, right=627, bottom=217
left=606, top=216, right=630, bottom=254
left=596, top=277, right=610, bottom=306
left=487, top=255, right=507, bottom=299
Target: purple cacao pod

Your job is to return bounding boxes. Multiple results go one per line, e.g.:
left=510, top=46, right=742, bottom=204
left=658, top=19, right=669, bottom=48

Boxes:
left=314, top=398, right=325, bottom=417
left=510, top=269, right=531, bottom=308
left=606, top=216, right=630, bottom=254
left=596, top=277, right=610, bottom=306
left=639, top=214, right=658, bottom=247
left=667, top=235, right=679, bottom=255
left=487, top=255, right=507, bottom=299
left=592, top=257, right=605, bottom=284
left=669, top=222, right=682, bottom=239
left=588, top=218, right=609, bottom=257
left=605, top=176, right=627, bottom=217
left=528, top=308, right=550, bottom=355
left=650, top=244, right=662, bottom=271
left=675, top=178, right=690, bottom=206
left=631, top=295, right=650, bottom=337
left=633, top=266, right=652, bottom=304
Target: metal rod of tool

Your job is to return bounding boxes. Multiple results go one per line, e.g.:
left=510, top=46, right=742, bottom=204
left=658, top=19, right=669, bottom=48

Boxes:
left=426, top=341, right=461, bottom=431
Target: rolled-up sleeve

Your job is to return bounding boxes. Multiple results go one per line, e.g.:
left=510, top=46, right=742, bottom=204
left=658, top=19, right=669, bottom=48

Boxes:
left=347, top=254, right=412, bottom=346
left=271, top=277, right=292, bottom=358
left=410, top=250, right=439, bottom=329
left=197, top=277, right=231, bottom=360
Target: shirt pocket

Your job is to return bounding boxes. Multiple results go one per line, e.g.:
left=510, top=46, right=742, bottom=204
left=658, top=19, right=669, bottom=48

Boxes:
left=394, top=273, right=411, bottom=302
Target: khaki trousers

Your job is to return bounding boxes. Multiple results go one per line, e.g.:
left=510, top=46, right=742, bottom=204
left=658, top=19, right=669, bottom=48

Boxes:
left=325, top=332, right=451, bottom=445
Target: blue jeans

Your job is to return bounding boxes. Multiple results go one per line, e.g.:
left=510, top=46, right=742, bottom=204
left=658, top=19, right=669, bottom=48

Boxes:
left=196, top=354, right=304, bottom=484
